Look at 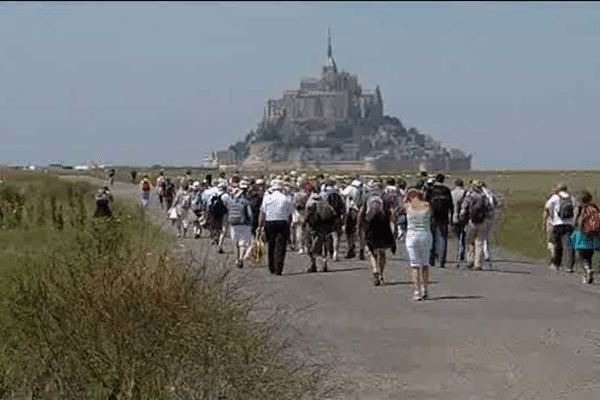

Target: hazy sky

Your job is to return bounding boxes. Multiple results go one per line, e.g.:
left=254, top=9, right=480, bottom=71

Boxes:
left=2, top=1, right=600, bottom=169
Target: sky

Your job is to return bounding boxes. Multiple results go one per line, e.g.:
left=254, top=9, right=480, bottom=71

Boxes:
left=2, top=1, right=600, bottom=170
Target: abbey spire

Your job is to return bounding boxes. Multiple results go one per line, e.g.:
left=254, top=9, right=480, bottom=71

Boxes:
left=323, top=27, right=338, bottom=74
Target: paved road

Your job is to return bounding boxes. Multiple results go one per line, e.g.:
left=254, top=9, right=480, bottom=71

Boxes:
left=68, top=177, right=600, bottom=400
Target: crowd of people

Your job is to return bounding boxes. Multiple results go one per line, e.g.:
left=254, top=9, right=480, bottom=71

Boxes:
left=97, top=168, right=599, bottom=301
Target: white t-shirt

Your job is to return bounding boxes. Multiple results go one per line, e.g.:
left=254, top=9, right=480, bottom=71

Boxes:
left=545, top=191, right=576, bottom=227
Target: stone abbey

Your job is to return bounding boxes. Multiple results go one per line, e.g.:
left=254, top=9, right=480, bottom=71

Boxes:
left=223, top=29, right=472, bottom=172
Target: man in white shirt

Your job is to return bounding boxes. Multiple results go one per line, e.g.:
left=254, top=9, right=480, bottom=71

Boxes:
left=543, top=183, right=577, bottom=272
left=257, top=179, right=294, bottom=275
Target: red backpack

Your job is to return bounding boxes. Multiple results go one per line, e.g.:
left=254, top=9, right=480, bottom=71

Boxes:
left=582, top=203, right=600, bottom=233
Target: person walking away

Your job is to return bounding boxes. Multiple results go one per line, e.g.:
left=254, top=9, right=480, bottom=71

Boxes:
left=543, top=183, right=577, bottom=272
left=403, top=188, right=433, bottom=301
left=292, top=181, right=312, bottom=254
left=130, top=170, right=138, bottom=184
left=359, top=180, right=396, bottom=286
left=353, top=180, right=371, bottom=260
left=305, top=190, right=337, bottom=273
left=459, top=180, right=492, bottom=270
left=169, top=183, right=192, bottom=238
left=94, top=187, right=114, bottom=218
left=225, top=180, right=253, bottom=268
left=384, top=178, right=402, bottom=243
left=396, top=178, right=408, bottom=241
left=190, top=181, right=204, bottom=238
left=139, top=176, right=152, bottom=212
left=205, top=181, right=228, bottom=251
left=249, top=179, right=266, bottom=236
left=571, top=191, right=600, bottom=284
left=106, top=168, right=115, bottom=187
left=424, top=173, right=453, bottom=268
left=451, top=178, right=467, bottom=263
left=341, top=179, right=362, bottom=259
left=156, top=170, right=166, bottom=210
left=164, top=178, right=176, bottom=212
left=322, top=180, right=346, bottom=261
left=481, top=181, right=499, bottom=261
left=257, top=179, right=294, bottom=275
left=545, top=187, right=560, bottom=261
left=216, top=179, right=230, bottom=253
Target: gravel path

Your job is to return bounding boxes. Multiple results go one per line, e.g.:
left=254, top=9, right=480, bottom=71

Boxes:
left=65, top=176, right=600, bottom=400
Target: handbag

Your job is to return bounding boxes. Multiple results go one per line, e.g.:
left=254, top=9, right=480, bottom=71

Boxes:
left=169, top=207, right=178, bottom=220
left=245, top=234, right=265, bottom=267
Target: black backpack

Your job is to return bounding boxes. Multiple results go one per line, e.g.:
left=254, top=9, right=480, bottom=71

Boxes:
left=166, top=182, right=175, bottom=198
left=209, top=194, right=228, bottom=216
left=327, top=191, right=346, bottom=218
left=558, top=195, right=574, bottom=219
left=428, top=185, right=453, bottom=220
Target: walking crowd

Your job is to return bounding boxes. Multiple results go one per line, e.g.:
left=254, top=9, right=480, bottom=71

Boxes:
left=99, top=168, right=600, bottom=302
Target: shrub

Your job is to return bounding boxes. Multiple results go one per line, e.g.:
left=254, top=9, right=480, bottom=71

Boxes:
left=0, top=173, right=318, bottom=399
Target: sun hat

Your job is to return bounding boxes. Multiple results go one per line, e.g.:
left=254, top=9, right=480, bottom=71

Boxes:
left=270, top=179, right=283, bottom=189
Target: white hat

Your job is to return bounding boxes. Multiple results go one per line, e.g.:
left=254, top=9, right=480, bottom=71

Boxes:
left=239, top=180, right=249, bottom=189
left=351, top=179, right=361, bottom=187
left=192, top=181, right=200, bottom=189
left=255, top=178, right=265, bottom=185
left=270, top=179, right=283, bottom=189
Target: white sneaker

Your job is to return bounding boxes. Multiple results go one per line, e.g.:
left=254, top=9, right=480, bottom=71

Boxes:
left=420, top=285, right=428, bottom=300
left=412, top=287, right=423, bottom=301
left=298, top=248, right=305, bottom=255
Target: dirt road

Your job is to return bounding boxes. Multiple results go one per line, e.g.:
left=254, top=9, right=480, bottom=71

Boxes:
left=69, top=176, right=600, bottom=400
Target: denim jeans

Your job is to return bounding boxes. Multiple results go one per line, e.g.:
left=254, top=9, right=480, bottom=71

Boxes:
left=429, top=219, right=449, bottom=267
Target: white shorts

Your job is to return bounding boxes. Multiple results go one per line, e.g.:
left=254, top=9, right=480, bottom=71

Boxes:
left=230, top=224, right=252, bottom=245
left=405, top=230, right=433, bottom=267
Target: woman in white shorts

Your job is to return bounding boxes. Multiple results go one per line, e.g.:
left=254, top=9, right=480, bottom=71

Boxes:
left=403, top=188, right=433, bottom=301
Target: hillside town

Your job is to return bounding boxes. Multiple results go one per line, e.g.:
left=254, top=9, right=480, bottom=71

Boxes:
left=219, top=30, right=472, bottom=172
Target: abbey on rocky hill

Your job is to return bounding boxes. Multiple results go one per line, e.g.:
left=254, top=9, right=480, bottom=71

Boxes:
left=226, top=29, right=471, bottom=171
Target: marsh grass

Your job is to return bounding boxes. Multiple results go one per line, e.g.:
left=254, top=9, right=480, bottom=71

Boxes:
left=0, top=172, right=318, bottom=399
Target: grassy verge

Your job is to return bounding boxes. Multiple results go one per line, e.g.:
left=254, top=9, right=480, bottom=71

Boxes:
left=0, top=171, right=318, bottom=399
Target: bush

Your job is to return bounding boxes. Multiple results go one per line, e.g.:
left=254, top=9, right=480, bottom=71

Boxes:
left=0, top=173, right=318, bottom=399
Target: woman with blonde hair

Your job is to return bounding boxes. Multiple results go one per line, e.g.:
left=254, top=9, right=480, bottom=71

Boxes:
left=403, top=188, right=433, bottom=301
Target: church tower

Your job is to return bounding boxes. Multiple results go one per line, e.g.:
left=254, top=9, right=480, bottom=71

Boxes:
left=319, top=28, right=338, bottom=92
left=322, top=28, right=337, bottom=75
